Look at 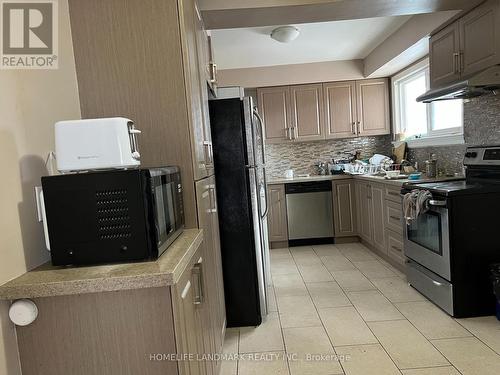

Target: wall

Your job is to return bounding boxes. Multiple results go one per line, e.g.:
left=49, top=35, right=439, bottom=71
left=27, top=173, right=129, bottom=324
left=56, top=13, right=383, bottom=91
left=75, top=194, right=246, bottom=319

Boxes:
left=406, top=93, right=500, bottom=175
left=0, top=0, right=81, bottom=373
left=265, top=135, right=393, bottom=178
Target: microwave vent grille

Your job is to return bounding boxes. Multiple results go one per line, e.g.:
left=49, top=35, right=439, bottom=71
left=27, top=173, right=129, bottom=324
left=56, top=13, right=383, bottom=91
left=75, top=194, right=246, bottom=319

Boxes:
left=96, top=189, right=132, bottom=240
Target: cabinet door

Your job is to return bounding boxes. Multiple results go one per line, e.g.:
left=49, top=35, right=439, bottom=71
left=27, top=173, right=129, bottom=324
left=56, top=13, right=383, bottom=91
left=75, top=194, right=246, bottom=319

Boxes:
left=356, top=79, right=390, bottom=136
left=358, top=183, right=373, bottom=242
left=460, top=0, right=500, bottom=77
left=207, top=176, right=226, bottom=362
left=195, top=177, right=225, bottom=374
left=289, top=84, right=325, bottom=141
left=179, top=0, right=208, bottom=180
left=332, top=180, right=357, bottom=237
left=267, top=184, right=288, bottom=242
left=257, top=87, right=292, bottom=144
left=370, top=183, right=386, bottom=252
left=174, top=246, right=204, bottom=375
left=323, top=81, right=357, bottom=139
left=429, top=22, right=461, bottom=89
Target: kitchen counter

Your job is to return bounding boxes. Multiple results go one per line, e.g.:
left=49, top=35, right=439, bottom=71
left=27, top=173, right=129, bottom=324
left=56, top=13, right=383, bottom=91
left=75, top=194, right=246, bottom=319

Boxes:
left=0, top=229, right=203, bottom=300
left=268, top=173, right=464, bottom=187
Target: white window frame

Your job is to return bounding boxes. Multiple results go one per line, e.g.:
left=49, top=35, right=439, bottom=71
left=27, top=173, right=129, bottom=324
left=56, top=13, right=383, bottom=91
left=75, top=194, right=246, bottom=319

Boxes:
left=392, top=58, right=464, bottom=148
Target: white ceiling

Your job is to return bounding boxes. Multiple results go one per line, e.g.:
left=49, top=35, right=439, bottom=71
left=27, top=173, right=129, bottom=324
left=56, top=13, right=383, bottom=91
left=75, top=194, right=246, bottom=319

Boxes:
left=211, top=15, right=411, bottom=69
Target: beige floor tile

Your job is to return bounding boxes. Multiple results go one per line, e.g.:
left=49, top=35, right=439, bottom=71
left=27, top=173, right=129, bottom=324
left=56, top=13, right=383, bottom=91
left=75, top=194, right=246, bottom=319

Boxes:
left=432, top=337, right=500, bottom=375
left=238, top=351, right=290, bottom=375
left=277, top=294, right=322, bottom=328
left=298, top=264, right=334, bottom=282
left=335, top=344, right=401, bottom=375
left=347, top=290, right=405, bottom=322
left=368, top=320, right=449, bottom=369
left=271, top=258, right=300, bottom=276
left=353, top=260, right=398, bottom=279
left=306, top=281, right=351, bottom=309
left=456, top=316, right=500, bottom=354
left=239, top=312, right=284, bottom=353
left=401, top=367, right=461, bottom=375
left=312, top=244, right=342, bottom=257
left=338, top=243, right=376, bottom=262
left=270, top=248, right=292, bottom=259
left=293, top=254, right=323, bottom=267
left=371, top=277, right=426, bottom=303
left=283, top=326, right=343, bottom=374
left=319, top=306, right=378, bottom=346
left=395, top=301, right=471, bottom=340
left=289, top=246, right=315, bottom=256
left=331, top=269, right=376, bottom=292
left=321, top=254, right=357, bottom=272
left=267, top=286, right=278, bottom=312
left=273, top=273, right=309, bottom=297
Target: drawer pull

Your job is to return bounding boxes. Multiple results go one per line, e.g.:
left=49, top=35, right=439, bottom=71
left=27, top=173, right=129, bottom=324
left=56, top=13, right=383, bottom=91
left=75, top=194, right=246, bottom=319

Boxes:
left=432, top=280, right=443, bottom=287
left=391, top=245, right=402, bottom=253
left=390, top=215, right=400, bottom=221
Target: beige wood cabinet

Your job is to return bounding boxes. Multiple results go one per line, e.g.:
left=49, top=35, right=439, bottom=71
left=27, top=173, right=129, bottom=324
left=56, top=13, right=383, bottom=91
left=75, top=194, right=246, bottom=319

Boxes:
left=370, top=183, right=386, bottom=252
left=355, top=79, right=391, bottom=136
left=267, top=184, right=288, bottom=242
left=68, top=0, right=216, bottom=227
left=356, top=181, right=373, bottom=243
left=332, top=180, right=357, bottom=237
left=323, top=81, right=357, bottom=139
left=429, top=0, right=500, bottom=88
left=429, top=23, right=461, bottom=88
left=195, top=177, right=226, bottom=374
left=289, top=84, right=325, bottom=141
left=258, top=78, right=390, bottom=143
left=257, top=86, right=292, bottom=143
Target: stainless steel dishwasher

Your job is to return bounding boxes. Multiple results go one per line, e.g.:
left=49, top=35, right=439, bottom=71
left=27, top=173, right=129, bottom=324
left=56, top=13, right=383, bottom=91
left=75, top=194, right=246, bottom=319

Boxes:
left=285, top=181, right=334, bottom=245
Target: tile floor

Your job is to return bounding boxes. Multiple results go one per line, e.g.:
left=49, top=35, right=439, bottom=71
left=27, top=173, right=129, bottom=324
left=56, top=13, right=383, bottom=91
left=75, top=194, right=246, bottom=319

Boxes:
left=220, top=242, right=500, bottom=375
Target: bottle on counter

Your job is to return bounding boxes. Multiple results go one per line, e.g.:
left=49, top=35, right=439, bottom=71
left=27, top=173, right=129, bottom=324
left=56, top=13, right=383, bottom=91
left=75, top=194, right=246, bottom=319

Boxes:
left=425, top=153, right=438, bottom=178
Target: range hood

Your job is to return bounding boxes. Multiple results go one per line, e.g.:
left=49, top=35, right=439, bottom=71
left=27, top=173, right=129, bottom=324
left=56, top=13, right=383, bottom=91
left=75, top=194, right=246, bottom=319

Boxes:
left=417, top=65, right=500, bottom=103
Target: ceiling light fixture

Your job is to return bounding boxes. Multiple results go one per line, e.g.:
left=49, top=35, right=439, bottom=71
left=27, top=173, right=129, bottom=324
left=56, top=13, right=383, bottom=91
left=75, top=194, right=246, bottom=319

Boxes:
left=270, top=26, right=300, bottom=43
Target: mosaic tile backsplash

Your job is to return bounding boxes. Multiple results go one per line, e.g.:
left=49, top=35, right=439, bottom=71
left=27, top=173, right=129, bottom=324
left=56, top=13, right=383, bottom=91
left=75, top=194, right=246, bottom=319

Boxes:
left=406, top=93, right=500, bottom=175
left=265, top=135, right=392, bottom=178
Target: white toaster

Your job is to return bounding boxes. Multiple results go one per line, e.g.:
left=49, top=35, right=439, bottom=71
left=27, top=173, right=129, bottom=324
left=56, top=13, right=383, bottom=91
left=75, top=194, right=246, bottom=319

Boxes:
left=55, top=117, right=141, bottom=172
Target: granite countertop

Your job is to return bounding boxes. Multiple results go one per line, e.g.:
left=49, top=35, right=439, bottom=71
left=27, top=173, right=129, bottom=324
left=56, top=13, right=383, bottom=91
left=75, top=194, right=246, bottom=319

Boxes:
left=268, top=173, right=464, bottom=187
left=0, top=229, right=203, bottom=300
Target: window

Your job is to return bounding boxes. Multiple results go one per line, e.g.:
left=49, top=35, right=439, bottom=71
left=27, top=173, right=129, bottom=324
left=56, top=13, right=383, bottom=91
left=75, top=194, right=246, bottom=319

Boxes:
left=392, top=59, right=464, bottom=147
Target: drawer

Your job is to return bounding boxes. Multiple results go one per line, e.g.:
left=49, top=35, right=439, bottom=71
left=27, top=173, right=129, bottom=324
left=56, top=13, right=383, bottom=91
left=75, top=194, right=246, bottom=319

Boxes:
left=385, top=200, right=403, bottom=233
left=386, top=229, right=404, bottom=264
left=406, top=260, right=454, bottom=315
left=385, top=186, right=402, bottom=203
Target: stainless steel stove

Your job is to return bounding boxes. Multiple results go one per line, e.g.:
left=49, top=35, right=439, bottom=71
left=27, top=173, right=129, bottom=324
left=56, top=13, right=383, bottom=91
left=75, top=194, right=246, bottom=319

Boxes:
left=401, top=145, right=500, bottom=318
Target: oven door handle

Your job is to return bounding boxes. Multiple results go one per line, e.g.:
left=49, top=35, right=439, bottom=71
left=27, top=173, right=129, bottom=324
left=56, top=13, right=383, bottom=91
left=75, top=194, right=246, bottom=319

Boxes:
left=428, top=200, right=447, bottom=207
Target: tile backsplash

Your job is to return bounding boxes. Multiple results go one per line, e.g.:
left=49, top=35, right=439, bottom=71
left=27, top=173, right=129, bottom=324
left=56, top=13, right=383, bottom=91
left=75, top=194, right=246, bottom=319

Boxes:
left=265, top=135, right=392, bottom=178
left=406, top=93, right=500, bottom=175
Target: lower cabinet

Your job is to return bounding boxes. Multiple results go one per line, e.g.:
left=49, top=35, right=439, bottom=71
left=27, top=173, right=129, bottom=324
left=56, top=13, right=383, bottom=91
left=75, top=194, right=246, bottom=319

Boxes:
left=267, top=184, right=288, bottom=243
left=356, top=181, right=373, bottom=242
left=332, top=180, right=357, bottom=237
left=195, top=176, right=226, bottom=374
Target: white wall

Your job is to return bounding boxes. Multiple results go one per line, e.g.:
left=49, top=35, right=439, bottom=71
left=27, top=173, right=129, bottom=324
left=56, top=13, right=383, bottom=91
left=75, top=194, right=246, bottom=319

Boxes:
left=0, top=0, right=81, bottom=373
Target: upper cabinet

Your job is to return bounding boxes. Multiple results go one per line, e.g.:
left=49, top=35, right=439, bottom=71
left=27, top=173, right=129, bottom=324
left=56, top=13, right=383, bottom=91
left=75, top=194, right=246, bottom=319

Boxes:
left=324, top=81, right=357, bottom=139
left=356, top=79, right=390, bottom=137
left=429, top=0, right=500, bottom=89
left=257, top=86, right=292, bottom=143
left=289, top=84, right=325, bottom=142
left=258, top=78, right=390, bottom=144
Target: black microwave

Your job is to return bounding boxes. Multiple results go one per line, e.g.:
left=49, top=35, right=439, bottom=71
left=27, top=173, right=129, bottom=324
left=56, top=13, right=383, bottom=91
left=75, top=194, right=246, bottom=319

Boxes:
left=41, top=167, right=184, bottom=266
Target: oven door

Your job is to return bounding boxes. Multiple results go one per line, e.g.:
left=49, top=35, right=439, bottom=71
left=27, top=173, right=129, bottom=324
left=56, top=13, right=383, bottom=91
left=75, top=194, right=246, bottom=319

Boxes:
left=149, top=168, right=184, bottom=253
left=403, top=199, right=451, bottom=280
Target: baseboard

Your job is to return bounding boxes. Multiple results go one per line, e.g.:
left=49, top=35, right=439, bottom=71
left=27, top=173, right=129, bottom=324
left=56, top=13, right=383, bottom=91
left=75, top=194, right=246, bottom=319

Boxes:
left=359, top=238, right=406, bottom=273
left=334, top=236, right=359, bottom=244
left=270, top=241, right=288, bottom=249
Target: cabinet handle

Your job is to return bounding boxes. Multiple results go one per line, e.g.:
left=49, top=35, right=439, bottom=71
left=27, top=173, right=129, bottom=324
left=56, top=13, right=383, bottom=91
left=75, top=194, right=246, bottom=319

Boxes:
left=209, top=62, right=217, bottom=84
left=192, top=259, right=204, bottom=305
left=388, top=191, right=400, bottom=197
left=391, top=245, right=402, bottom=253
left=208, top=185, right=217, bottom=213
left=351, top=122, right=356, bottom=135
left=356, top=121, right=361, bottom=134
left=459, top=52, right=464, bottom=73
left=390, top=215, right=400, bottom=220
left=203, top=141, right=213, bottom=167
left=453, top=52, right=460, bottom=74
left=293, top=126, right=298, bottom=140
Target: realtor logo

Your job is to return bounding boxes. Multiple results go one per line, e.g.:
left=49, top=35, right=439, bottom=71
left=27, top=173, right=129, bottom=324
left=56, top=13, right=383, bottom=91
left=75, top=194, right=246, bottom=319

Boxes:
left=1, top=0, right=58, bottom=69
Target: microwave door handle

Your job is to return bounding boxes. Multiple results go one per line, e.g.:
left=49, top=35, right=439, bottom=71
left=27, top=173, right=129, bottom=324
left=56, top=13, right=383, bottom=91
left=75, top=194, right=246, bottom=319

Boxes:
left=39, top=190, right=51, bottom=251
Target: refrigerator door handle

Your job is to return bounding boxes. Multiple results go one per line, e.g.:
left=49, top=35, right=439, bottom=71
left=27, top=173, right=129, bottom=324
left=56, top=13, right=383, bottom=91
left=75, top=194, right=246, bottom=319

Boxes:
left=261, top=171, right=269, bottom=219
left=253, top=110, right=266, bottom=165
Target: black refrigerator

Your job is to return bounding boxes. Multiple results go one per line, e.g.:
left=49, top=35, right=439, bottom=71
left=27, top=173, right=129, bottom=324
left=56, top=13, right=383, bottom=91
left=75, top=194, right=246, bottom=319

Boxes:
left=209, top=97, right=270, bottom=327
